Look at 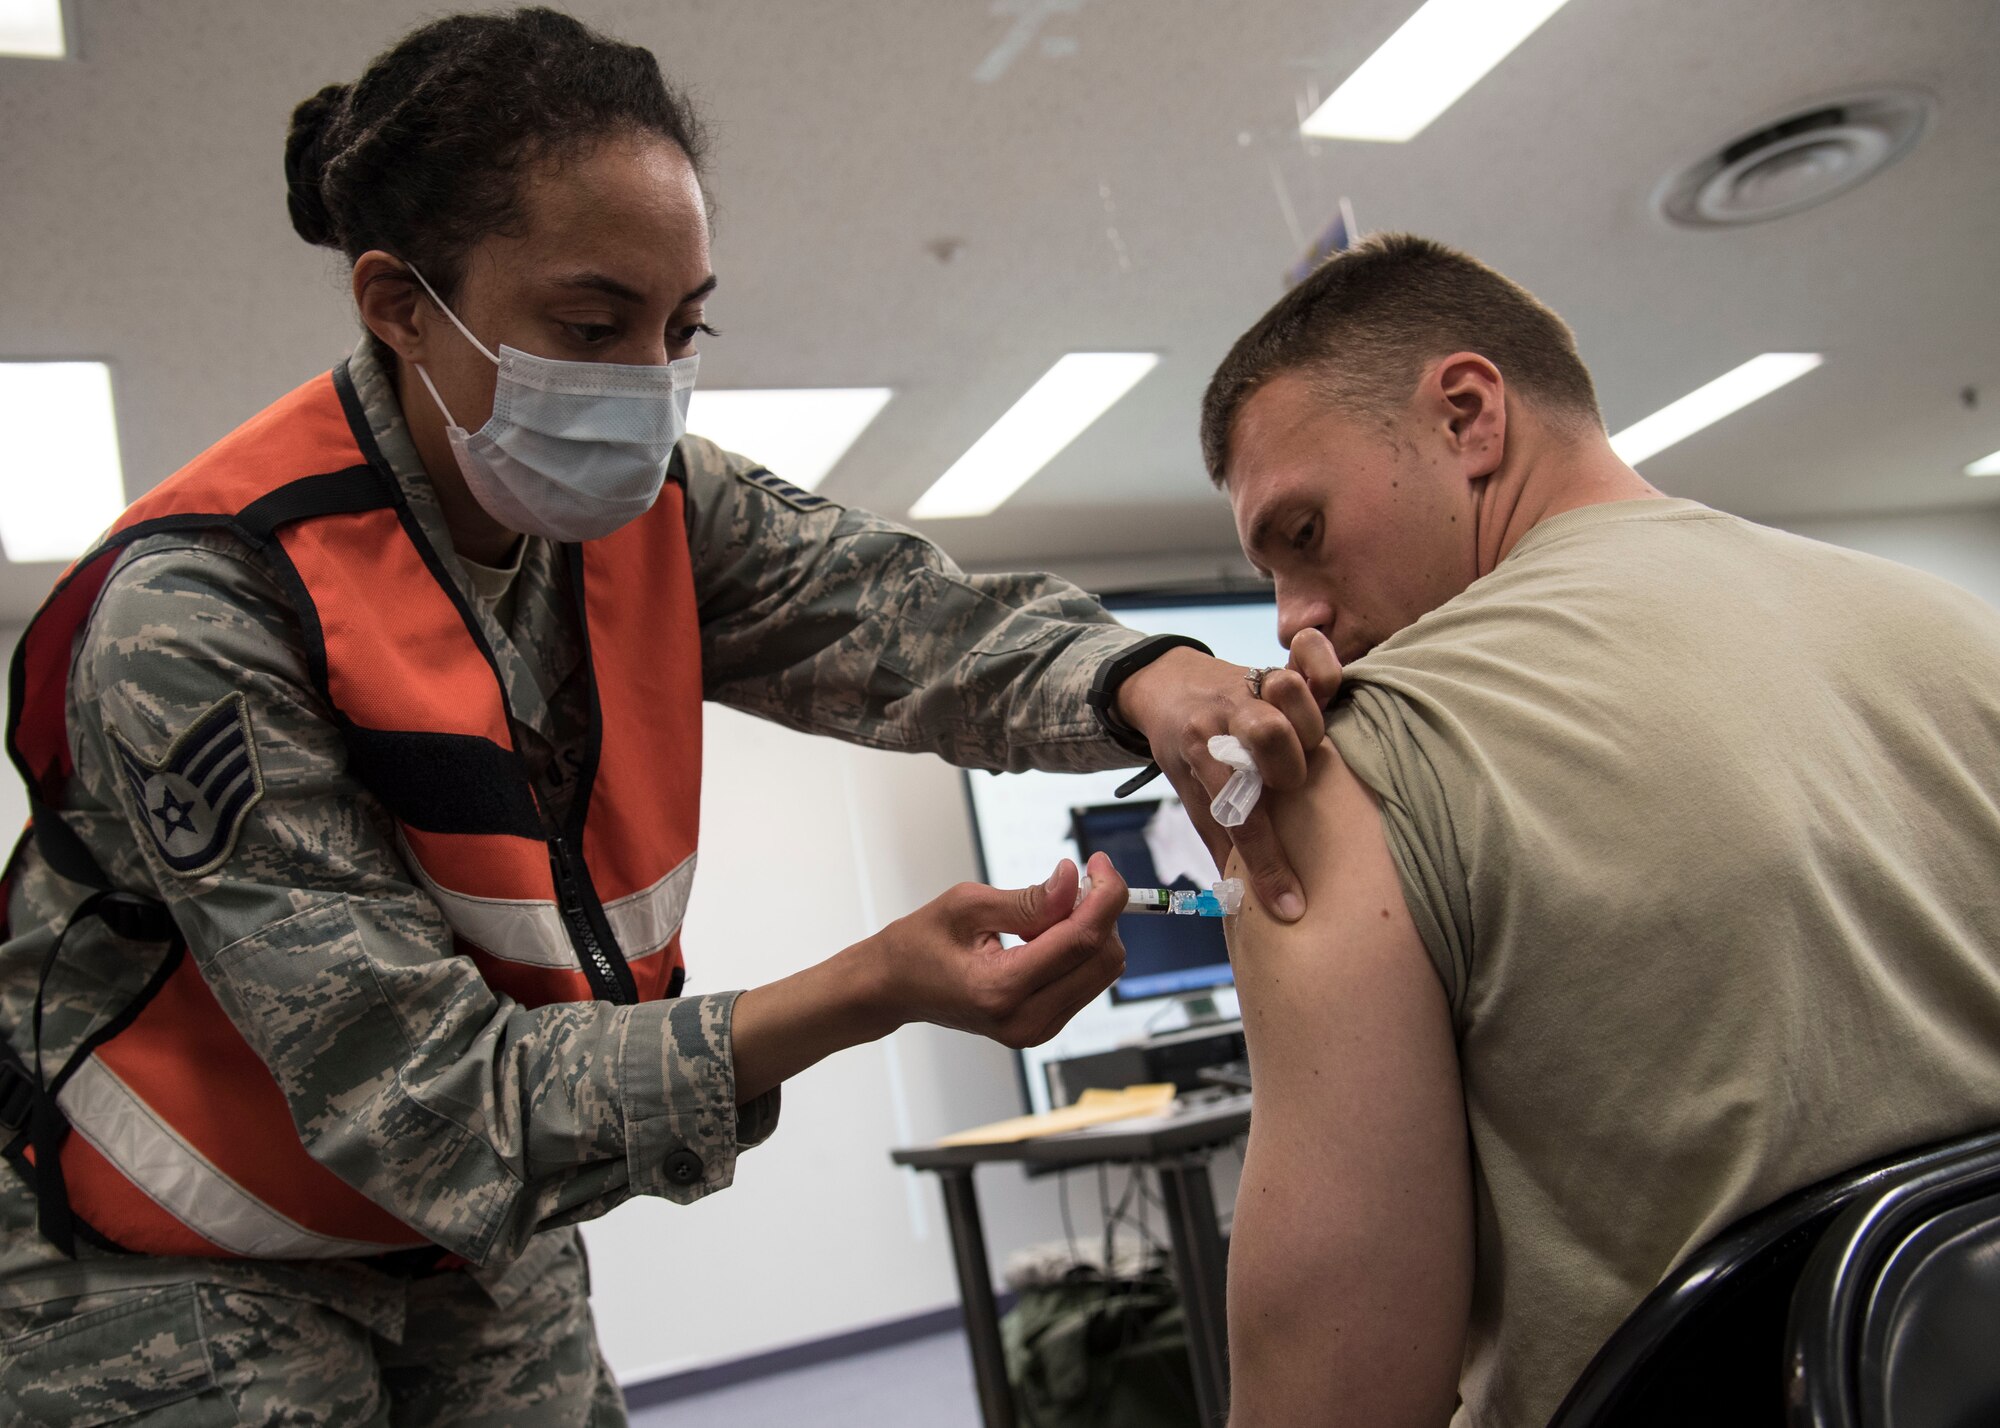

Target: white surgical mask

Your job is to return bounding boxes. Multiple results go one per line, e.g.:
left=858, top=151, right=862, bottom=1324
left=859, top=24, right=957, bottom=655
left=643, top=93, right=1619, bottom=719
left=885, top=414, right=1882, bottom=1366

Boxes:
left=406, top=265, right=697, bottom=543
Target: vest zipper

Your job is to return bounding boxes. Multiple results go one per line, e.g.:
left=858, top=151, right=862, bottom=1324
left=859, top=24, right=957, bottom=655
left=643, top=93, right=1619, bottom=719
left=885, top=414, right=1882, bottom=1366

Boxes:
left=549, top=835, right=633, bottom=1005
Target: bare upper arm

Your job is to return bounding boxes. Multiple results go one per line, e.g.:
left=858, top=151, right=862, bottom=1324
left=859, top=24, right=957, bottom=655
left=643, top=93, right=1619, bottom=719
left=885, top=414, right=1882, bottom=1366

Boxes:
left=1224, top=741, right=1472, bottom=1428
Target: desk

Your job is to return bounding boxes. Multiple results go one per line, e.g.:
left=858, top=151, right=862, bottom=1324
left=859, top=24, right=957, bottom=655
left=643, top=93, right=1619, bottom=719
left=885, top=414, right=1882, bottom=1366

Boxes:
left=891, top=1094, right=1251, bottom=1428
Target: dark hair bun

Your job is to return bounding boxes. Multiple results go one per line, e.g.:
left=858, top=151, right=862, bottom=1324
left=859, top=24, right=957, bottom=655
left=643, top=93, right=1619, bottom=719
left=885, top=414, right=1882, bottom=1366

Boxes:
left=285, top=83, right=351, bottom=248
left=278, top=10, right=703, bottom=299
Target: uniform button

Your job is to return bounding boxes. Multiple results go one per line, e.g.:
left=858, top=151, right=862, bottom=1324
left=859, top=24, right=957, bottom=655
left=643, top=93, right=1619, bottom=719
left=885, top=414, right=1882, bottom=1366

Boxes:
left=665, top=1150, right=705, bottom=1186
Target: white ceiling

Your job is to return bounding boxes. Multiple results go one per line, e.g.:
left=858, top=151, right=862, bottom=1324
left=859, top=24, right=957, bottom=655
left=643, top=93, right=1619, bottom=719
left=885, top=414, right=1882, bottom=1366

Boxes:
left=2, top=0, right=1996, bottom=622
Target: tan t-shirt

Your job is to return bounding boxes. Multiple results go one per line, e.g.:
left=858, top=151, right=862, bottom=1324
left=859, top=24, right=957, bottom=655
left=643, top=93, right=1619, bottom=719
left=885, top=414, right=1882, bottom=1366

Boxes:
left=1327, top=498, right=2000, bottom=1428
left=460, top=535, right=529, bottom=632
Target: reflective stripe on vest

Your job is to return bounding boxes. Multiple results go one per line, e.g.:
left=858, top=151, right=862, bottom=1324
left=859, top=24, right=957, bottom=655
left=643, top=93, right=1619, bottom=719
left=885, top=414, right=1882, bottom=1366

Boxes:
left=59, top=1047, right=400, bottom=1259
left=408, top=842, right=697, bottom=970
left=4, top=363, right=704, bottom=1258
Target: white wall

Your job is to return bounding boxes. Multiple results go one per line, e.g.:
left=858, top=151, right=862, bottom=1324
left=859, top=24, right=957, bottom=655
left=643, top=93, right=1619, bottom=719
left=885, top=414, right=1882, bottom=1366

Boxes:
left=580, top=705, right=1173, bottom=1384
left=1775, top=505, right=2000, bottom=609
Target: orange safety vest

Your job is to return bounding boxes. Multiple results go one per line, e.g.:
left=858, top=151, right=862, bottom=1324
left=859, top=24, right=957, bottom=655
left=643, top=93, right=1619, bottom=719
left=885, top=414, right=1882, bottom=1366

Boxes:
left=0, top=363, right=703, bottom=1260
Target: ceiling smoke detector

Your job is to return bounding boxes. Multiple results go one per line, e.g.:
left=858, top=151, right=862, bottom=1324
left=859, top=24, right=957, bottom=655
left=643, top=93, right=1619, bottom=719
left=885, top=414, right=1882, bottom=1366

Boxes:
left=1656, top=89, right=1934, bottom=228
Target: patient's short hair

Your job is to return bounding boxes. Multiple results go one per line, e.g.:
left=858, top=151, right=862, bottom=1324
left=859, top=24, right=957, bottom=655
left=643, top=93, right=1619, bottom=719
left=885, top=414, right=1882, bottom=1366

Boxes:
left=1200, top=233, right=1602, bottom=484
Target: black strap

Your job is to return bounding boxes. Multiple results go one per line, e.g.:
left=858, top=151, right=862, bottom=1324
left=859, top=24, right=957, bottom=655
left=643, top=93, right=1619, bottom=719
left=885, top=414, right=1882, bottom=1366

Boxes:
left=362, top=1243, right=457, bottom=1278
left=339, top=724, right=546, bottom=837
left=1086, top=634, right=1213, bottom=798
left=0, top=1047, right=33, bottom=1136
left=29, top=796, right=113, bottom=892
left=0, top=1038, right=54, bottom=1241
left=1113, top=764, right=1167, bottom=798
left=17, top=885, right=184, bottom=1259
left=1086, top=633, right=1213, bottom=756
left=234, top=466, right=394, bottom=546
left=25, top=889, right=109, bottom=1259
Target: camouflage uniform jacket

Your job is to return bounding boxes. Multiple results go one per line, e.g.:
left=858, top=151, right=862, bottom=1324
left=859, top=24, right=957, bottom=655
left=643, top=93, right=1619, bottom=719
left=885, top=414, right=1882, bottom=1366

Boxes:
left=0, top=339, right=1149, bottom=1326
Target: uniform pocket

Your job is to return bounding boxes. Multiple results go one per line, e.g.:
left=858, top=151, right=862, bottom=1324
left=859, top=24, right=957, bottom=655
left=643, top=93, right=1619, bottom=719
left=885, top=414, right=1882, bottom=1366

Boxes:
left=0, top=1284, right=238, bottom=1427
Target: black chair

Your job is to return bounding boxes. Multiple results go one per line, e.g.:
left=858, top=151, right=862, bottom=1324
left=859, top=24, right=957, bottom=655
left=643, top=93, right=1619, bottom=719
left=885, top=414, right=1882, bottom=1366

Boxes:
left=1786, top=1128, right=2000, bottom=1428
left=1546, top=1128, right=2000, bottom=1428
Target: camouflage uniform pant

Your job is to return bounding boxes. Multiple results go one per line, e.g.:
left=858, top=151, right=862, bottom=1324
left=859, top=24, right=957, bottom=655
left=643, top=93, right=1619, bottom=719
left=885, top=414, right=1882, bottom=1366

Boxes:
left=0, top=1236, right=625, bottom=1426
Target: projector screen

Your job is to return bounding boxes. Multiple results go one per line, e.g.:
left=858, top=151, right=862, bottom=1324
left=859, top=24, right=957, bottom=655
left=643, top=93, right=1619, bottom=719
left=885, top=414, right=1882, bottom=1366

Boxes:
left=962, top=593, right=1285, bottom=1114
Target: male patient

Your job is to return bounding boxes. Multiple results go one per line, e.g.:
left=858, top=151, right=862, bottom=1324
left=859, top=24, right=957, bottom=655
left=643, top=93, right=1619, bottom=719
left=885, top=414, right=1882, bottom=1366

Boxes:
left=1204, top=234, right=2000, bottom=1427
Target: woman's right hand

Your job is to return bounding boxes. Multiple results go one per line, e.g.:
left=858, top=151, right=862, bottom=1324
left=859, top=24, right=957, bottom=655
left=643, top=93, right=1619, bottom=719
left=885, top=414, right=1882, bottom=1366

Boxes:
left=730, top=853, right=1128, bottom=1103
left=860, top=852, right=1128, bottom=1049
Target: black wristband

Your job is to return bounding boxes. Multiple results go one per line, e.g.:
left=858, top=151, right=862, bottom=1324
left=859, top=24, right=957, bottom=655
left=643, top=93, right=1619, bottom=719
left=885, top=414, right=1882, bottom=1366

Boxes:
left=1086, top=633, right=1213, bottom=760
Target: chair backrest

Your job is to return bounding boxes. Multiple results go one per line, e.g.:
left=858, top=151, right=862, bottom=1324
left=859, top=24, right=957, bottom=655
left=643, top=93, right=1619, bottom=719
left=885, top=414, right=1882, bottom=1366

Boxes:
left=1786, top=1128, right=2000, bottom=1428
left=1548, top=1129, right=2000, bottom=1428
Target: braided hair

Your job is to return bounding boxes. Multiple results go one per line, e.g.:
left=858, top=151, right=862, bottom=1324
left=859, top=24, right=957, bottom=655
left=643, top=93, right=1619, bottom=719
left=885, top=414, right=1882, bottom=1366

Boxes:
left=284, top=8, right=705, bottom=320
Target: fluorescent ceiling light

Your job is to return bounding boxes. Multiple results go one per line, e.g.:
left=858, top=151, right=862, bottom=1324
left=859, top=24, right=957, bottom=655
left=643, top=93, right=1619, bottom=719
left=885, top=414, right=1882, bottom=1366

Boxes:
left=1609, top=353, right=1824, bottom=467
left=0, top=362, right=126, bottom=562
left=684, top=387, right=892, bottom=491
left=910, top=353, right=1159, bottom=520
left=1965, top=449, right=2000, bottom=478
left=1301, top=0, right=1574, bottom=143
left=0, top=0, right=66, bottom=58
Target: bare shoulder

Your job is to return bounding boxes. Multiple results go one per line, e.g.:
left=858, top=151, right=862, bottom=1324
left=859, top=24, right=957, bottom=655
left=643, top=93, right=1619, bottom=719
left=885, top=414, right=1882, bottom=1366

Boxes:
left=1227, top=740, right=1409, bottom=953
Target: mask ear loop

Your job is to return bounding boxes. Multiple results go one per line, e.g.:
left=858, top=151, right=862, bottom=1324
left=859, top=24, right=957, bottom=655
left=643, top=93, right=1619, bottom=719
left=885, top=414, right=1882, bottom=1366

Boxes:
left=403, top=263, right=499, bottom=429
left=406, top=264, right=500, bottom=365
left=411, top=363, right=461, bottom=431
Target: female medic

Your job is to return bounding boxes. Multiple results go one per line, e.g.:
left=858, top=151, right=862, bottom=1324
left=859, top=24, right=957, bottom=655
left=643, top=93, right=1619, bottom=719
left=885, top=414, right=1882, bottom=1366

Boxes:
left=0, top=10, right=1323, bottom=1423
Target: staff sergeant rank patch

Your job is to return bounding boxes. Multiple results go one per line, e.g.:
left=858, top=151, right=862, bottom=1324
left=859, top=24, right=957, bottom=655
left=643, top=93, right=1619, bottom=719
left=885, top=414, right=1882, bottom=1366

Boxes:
left=113, top=692, right=266, bottom=877
left=740, top=466, right=830, bottom=512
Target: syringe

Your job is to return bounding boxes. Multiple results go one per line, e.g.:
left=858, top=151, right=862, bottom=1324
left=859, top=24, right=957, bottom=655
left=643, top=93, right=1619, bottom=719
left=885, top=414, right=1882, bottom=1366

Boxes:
left=1077, top=877, right=1245, bottom=918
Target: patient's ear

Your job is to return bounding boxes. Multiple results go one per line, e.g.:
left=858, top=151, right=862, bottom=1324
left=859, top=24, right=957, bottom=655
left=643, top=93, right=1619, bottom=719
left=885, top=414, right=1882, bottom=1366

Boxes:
left=1431, top=353, right=1507, bottom=483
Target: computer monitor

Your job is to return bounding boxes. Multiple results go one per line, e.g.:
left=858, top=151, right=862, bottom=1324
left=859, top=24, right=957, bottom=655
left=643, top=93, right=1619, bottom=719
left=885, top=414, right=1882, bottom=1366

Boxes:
left=960, top=592, right=1284, bottom=1113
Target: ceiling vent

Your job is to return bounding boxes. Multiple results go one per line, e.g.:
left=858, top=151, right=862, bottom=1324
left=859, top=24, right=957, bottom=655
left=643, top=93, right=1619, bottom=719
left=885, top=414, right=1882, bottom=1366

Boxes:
left=1656, top=89, right=1934, bottom=228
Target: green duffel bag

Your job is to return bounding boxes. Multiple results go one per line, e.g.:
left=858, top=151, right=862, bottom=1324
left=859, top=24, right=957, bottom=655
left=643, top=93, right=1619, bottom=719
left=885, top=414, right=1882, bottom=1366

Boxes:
left=1000, top=1264, right=1201, bottom=1428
